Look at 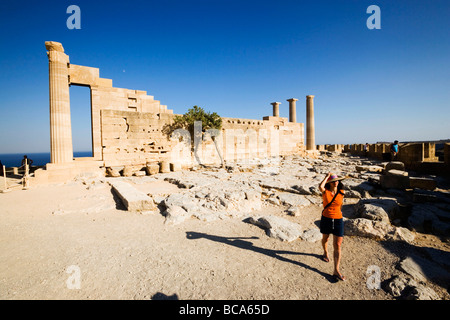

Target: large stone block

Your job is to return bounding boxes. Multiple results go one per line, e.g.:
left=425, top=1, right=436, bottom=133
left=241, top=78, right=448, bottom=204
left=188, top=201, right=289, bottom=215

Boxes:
left=170, top=162, right=181, bottom=172
left=246, top=215, right=302, bottom=242
left=122, top=166, right=133, bottom=177
left=380, top=174, right=410, bottom=189
left=145, top=164, right=160, bottom=175
left=386, top=169, right=408, bottom=177
left=409, top=177, right=436, bottom=190
left=356, top=165, right=384, bottom=172
left=110, top=181, right=156, bottom=212
left=385, top=161, right=405, bottom=171
left=69, top=64, right=100, bottom=86
left=160, top=160, right=170, bottom=173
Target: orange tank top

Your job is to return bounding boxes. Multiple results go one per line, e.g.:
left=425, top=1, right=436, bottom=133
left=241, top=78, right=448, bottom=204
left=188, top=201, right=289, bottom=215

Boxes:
left=322, top=189, right=344, bottom=219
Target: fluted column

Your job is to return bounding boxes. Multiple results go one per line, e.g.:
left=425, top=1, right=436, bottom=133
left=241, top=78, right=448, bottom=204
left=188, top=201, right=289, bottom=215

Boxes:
left=287, top=98, right=298, bottom=123
left=271, top=102, right=280, bottom=117
left=46, top=41, right=73, bottom=163
left=306, top=95, right=315, bottom=150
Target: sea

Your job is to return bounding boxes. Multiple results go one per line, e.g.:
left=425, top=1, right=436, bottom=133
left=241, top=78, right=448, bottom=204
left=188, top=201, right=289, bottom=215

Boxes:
left=0, top=151, right=92, bottom=167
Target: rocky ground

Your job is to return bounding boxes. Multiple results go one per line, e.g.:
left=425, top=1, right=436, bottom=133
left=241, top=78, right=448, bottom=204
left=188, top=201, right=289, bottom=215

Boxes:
left=1, top=152, right=449, bottom=300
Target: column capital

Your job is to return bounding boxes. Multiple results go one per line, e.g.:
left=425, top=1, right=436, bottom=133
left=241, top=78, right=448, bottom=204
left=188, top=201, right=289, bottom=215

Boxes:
left=45, top=41, right=65, bottom=53
left=46, top=42, right=69, bottom=64
left=287, top=98, right=298, bottom=102
left=306, top=95, right=315, bottom=99
left=271, top=102, right=281, bottom=106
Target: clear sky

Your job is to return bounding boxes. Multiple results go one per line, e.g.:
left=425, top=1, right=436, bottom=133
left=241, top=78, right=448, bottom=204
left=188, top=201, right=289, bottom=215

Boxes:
left=0, top=0, right=449, bottom=153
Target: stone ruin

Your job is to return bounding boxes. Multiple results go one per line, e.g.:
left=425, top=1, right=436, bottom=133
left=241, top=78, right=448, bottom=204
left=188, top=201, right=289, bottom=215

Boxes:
left=10, top=42, right=449, bottom=299
left=32, top=41, right=318, bottom=185
left=318, top=142, right=450, bottom=177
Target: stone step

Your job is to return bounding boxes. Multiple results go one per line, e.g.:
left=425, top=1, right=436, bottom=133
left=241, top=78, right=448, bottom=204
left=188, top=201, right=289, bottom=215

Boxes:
left=31, top=160, right=105, bottom=185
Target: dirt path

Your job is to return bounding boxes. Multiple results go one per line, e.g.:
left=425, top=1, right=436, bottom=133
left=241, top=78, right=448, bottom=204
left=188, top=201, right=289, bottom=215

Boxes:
left=2, top=178, right=446, bottom=301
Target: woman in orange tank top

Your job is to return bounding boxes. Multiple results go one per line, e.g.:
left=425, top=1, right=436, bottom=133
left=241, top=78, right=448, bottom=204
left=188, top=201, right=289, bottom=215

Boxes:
left=319, top=172, right=346, bottom=281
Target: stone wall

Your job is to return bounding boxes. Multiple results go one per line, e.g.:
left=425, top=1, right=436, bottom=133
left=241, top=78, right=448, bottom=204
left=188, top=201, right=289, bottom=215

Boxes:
left=100, top=109, right=176, bottom=167
left=317, top=142, right=450, bottom=176
left=222, top=116, right=304, bottom=161
left=68, top=64, right=173, bottom=161
left=100, top=110, right=305, bottom=168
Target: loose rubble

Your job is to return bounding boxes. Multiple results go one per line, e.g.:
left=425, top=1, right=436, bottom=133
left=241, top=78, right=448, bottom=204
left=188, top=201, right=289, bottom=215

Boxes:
left=85, top=151, right=449, bottom=299
left=246, top=215, right=302, bottom=242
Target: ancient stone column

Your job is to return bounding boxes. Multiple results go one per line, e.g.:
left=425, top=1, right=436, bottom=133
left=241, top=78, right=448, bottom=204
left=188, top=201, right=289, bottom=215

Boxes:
left=306, top=95, right=315, bottom=150
left=45, top=41, right=73, bottom=163
left=271, top=102, right=280, bottom=117
left=287, top=98, right=298, bottom=123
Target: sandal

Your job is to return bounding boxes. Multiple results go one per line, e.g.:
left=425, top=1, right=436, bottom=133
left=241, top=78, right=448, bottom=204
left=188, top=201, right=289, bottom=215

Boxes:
left=333, top=273, right=346, bottom=281
left=321, top=255, right=330, bottom=263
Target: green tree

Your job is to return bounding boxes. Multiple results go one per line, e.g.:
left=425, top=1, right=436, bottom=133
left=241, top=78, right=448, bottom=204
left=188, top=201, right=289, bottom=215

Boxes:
left=170, top=106, right=224, bottom=167
left=172, top=105, right=221, bottom=134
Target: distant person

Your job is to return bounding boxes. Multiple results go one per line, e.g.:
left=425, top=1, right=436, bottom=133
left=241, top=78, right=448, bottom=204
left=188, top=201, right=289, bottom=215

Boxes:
left=20, top=155, right=33, bottom=169
left=390, top=140, right=399, bottom=160
left=364, top=143, right=369, bottom=157
left=319, top=172, right=346, bottom=281
left=0, top=160, right=3, bottom=176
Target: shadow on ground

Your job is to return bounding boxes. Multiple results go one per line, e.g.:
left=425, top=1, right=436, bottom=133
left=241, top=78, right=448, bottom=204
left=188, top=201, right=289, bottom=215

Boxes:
left=186, top=231, right=338, bottom=283
left=151, top=292, right=179, bottom=300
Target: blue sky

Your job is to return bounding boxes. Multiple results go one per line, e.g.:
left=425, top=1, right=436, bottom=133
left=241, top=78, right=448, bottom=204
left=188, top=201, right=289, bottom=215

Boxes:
left=0, top=0, right=449, bottom=153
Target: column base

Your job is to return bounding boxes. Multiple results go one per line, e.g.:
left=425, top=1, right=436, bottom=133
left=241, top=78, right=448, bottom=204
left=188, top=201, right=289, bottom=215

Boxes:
left=31, top=160, right=105, bottom=185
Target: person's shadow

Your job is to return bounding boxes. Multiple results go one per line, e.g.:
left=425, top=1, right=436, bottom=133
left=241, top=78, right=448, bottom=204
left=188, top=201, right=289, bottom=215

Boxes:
left=186, top=231, right=337, bottom=283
